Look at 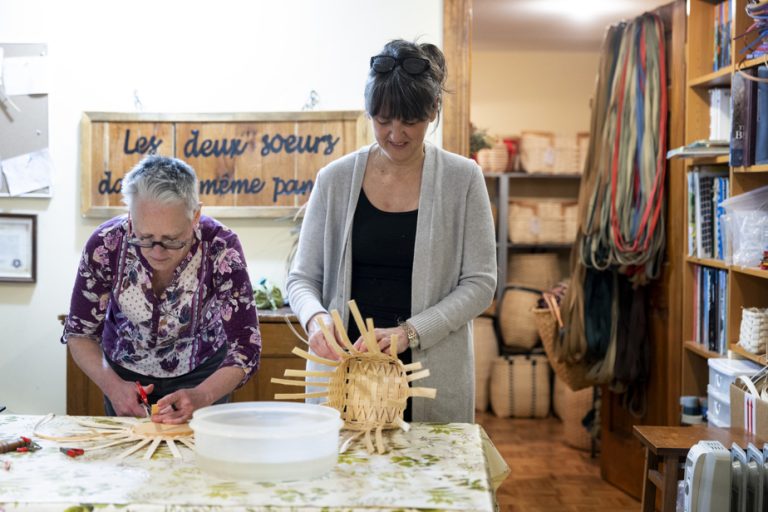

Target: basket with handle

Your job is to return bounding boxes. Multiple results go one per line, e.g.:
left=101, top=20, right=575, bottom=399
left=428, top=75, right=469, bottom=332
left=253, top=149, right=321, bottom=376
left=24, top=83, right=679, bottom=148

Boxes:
left=532, top=293, right=595, bottom=391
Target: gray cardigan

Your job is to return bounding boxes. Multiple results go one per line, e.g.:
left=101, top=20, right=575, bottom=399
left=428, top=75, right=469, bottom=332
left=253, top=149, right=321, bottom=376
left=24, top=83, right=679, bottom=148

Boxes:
left=286, top=142, right=497, bottom=422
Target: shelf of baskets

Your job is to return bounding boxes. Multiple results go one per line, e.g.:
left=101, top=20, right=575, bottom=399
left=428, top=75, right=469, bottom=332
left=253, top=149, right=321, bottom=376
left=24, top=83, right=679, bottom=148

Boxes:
left=485, top=172, right=581, bottom=302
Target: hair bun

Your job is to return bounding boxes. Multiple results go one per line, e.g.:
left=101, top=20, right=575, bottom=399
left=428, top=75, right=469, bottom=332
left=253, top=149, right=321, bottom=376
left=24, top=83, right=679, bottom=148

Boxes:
left=419, top=43, right=446, bottom=85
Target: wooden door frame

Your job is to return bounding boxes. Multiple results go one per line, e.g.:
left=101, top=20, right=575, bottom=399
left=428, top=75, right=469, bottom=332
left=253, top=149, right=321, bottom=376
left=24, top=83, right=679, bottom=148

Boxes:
left=443, top=0, right=472, bottom=156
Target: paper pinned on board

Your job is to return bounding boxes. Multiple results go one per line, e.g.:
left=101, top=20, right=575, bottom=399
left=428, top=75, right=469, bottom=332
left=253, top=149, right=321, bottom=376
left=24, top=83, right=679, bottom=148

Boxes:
left=2, top=55, right=48, bottom=96
left=1, top=148, right=54, bottom=196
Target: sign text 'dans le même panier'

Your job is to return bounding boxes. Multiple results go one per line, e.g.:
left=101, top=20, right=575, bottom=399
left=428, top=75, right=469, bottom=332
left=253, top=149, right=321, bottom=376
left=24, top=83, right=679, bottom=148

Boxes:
left=80, top=111, right=371, bottom=218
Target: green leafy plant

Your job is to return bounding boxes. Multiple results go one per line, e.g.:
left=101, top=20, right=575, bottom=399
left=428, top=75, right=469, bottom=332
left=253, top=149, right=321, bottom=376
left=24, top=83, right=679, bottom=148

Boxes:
left=469, top=123, right=491, bottom=159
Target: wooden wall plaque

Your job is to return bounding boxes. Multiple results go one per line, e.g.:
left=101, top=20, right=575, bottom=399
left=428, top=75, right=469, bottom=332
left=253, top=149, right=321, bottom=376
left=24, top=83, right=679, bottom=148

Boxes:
left=80, top=111, right=371, bottom=218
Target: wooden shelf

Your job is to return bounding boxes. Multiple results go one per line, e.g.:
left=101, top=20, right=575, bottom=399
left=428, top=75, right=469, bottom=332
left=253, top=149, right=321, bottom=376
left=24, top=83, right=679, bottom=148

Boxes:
left=729, top=344, right=768, bottom=366
left=731, top=265, right=768, bottom=280
left=688, top=65, right=733, bottom=88
left=684, top=154, right=730, bottom=164
left=684, top=340, right=722, bottom=359
left=733, top=164, right=768, bottom=173
left=737, top=56, right=768, bottom=73
left=685, top=256, right=729, bottom=269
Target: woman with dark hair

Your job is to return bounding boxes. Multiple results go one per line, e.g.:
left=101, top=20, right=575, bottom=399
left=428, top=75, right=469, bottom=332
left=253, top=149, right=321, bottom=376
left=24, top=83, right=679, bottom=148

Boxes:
left=62, top=155, right=261, bottom=423
left=286, top=39, right=496, bottom=422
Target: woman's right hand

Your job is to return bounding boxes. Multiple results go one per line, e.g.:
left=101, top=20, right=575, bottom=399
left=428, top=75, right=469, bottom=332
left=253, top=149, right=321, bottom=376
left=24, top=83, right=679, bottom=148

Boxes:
left=107, top=380, right=155, bottom=417
left=307, top=313, right=343, bottom=360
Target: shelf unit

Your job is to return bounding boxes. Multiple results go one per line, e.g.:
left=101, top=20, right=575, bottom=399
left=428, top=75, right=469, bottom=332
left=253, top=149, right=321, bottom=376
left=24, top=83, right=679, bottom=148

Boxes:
left=681, top=0, right=768, bottom=400
left=484, top=171, right=581, bottom=301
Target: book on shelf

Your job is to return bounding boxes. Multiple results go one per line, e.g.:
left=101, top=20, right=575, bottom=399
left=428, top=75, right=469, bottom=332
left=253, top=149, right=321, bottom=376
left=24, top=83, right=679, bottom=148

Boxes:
left=693, top=264, right=728, bottom=354
left=710, top=88, right=732, bottom=142
left=756, top=65, right=768, bottom=165
left=688, top=166, right=729, bottom=259
left=667, top=140, right=730, bottom=159
left=731, top=70, right=747, bottom=166
left=713, top=0, right=733, bottom=71
left=742, top=67, right=758, bottom=166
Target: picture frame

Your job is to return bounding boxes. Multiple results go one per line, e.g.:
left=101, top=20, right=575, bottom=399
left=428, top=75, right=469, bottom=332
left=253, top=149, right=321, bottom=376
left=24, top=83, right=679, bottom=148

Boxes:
left=0, top=213, right=36, bottom=283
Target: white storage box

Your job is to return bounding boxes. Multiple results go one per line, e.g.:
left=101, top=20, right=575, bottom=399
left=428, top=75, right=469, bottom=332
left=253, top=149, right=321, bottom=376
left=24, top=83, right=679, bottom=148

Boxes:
left=708, top=358, right=762, bottom=397
left=707, top=384, right=731, bottom=428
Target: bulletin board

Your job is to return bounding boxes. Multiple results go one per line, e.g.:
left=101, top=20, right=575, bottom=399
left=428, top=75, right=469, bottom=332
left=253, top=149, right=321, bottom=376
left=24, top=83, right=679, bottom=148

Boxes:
left=0, top=43, right=50, bottom=198
left=80, top=111, right=371, bottom=218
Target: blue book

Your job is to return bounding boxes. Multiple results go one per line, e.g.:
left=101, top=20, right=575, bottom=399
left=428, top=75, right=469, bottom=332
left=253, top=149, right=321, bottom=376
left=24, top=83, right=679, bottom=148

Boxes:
left=756, top=65, right=768, bottom=164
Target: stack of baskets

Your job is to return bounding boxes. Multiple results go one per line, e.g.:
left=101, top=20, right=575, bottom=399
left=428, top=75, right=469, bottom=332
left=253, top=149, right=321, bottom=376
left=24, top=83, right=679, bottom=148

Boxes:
left=508, top=198, right=578, bottom=244
left=489, top=253, right=561, bottom=418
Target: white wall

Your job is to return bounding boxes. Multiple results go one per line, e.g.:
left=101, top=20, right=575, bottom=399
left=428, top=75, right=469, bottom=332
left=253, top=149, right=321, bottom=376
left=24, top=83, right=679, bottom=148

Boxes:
left=0, top=0, right=442, bottom=414
left=471, top=50, right=600, bottom=138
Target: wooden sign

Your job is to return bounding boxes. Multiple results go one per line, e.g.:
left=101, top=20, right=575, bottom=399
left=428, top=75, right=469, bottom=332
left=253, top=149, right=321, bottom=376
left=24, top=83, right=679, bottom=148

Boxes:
left=80, top=111, right=371, bottom=218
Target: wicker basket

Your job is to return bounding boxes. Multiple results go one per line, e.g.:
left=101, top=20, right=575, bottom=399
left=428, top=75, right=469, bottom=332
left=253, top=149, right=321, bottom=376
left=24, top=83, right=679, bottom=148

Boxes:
left=272, top=300, right=436, bottom=454
left=520, top=131, right=556, bottom=174
left=490, top=354, right=550, bottom=418
left=473, top=317, right=499, bottom=412
left=508, top=199, right=579, bottom=244
left=477, top=142, right=509, bottom=173
left=520, top=131, right=588, bottom=175
left=532, top=307, right=595, bottom=391
left=553, top=376, right=594, bottom=451
left=498, top=285, right=542, bottom=349
left=507, top=253, right=561, bottom=290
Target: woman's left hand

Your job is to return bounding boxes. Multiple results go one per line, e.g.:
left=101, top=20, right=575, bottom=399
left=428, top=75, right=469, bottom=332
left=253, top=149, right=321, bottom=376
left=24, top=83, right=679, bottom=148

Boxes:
left=353, top=326, right=409, bottom=354
left=152, top=388, right=208, bottom=424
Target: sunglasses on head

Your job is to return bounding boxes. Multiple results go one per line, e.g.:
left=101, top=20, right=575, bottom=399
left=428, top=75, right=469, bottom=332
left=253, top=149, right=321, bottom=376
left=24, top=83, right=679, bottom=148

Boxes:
left=370, top=55, right=430, bottom=75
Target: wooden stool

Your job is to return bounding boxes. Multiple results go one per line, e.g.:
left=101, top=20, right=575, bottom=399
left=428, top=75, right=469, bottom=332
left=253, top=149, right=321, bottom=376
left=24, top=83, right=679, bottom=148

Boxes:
left=633, top=424, right=764, bottom=512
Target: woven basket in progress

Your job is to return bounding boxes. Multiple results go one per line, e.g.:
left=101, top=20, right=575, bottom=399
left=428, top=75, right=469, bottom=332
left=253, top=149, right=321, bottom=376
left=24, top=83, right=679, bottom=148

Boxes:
left=272, top=300, right=436, bottom=454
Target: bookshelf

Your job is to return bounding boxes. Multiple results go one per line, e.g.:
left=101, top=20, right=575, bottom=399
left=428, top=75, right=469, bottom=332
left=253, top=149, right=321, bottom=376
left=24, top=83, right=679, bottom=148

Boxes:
left=682, top=0, right=768, bottom=400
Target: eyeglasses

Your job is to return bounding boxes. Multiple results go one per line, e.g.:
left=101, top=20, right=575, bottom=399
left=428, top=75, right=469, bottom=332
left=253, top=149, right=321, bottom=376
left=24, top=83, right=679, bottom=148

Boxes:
left=370, top=55, right=430, bottom=75
left=127, top=237, right=191, bottom=250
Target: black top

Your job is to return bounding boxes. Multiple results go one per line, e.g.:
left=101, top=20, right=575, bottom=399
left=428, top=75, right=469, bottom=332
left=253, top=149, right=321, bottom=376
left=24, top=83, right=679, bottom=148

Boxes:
left=349, top=189, right=417, bottom=394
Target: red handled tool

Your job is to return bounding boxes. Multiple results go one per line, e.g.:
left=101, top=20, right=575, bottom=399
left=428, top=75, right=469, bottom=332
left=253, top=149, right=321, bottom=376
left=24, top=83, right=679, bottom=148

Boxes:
left=0, top=436, right=41, bottom=454
left=60, top=447, right=85, bottom=458
left=135, top=381, right=151, bottom=417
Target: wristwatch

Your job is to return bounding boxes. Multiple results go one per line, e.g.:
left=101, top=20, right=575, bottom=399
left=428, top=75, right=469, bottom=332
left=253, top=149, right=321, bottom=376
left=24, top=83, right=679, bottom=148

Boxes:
left=400, top=321, right=420, bottom=350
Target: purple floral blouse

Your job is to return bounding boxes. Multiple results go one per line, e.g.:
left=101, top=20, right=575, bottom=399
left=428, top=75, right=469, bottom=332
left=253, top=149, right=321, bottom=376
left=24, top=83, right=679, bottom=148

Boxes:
left=61, top=215, right=261, bottom=384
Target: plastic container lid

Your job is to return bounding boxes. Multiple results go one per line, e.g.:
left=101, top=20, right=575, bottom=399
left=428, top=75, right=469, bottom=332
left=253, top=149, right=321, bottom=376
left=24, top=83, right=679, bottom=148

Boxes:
left=707, top=357, right=762, bottom=376
left=190, top=402, right=342, bottom=439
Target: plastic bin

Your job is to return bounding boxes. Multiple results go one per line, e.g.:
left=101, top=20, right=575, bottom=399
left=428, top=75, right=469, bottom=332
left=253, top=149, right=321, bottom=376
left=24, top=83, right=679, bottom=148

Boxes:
left=707, top=385, right=731, bottom=428
left=708, top=358, right=762, bottom=397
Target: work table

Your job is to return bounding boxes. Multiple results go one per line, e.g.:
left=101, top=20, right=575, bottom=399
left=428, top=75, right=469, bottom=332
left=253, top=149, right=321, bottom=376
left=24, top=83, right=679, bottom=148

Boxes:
left=0, top=414, right=496, bottom=511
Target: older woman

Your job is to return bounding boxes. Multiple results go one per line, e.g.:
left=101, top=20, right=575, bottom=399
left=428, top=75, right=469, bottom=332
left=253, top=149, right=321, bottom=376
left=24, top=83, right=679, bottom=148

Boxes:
left=286, top=39, right=496, bottom=423
left=62, top=155, right=261, bottom=423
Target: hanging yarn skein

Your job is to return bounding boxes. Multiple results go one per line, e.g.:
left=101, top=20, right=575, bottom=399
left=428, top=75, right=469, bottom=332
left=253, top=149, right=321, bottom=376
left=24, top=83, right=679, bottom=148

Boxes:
left=580, top=13, right=667, bottom=285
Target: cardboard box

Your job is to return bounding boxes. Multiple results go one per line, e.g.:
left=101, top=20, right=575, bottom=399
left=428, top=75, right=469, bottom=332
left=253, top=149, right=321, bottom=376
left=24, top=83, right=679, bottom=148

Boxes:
left=730, top=382, right=768, bottom=437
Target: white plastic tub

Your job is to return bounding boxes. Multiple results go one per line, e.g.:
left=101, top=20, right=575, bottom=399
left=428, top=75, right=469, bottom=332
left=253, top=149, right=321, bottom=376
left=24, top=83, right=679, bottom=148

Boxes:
left=189, top=401, right=343, bottom=481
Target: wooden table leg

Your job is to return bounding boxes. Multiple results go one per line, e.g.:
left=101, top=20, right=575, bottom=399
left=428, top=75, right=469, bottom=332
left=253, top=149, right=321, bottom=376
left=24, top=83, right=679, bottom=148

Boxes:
left=641, top=448, right=658, bottom=512
left=662, top=455, right=680, bottom=512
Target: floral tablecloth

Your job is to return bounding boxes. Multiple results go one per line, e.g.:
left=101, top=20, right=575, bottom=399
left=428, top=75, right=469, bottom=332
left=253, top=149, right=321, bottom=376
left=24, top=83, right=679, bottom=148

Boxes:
left=0, top=415, right=496, bottom=511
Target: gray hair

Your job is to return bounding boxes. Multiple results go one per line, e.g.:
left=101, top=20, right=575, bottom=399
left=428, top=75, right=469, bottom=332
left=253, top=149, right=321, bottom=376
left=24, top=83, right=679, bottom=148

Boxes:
left=365, top=39, right=447, bottom=123
left=121, top=155, right=199, bottom=217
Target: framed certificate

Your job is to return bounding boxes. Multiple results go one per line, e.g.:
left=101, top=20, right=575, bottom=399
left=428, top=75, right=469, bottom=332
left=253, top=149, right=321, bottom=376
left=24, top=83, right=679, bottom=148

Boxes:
left=0, top=213, right=36, bottom=283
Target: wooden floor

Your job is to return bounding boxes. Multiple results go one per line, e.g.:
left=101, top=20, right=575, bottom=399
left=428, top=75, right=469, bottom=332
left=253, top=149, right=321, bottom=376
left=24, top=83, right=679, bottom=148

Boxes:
left=476, top=412, right=640, bottom=512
